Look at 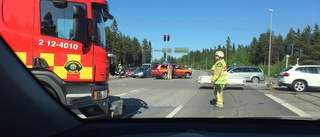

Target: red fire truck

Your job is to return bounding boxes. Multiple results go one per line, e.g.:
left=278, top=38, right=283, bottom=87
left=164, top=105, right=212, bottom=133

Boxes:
left=0, top=0, right=122, bottom=118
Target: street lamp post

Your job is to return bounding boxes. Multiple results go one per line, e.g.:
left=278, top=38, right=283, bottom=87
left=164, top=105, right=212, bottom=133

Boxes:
left=268, top=9, right=273, bottom=77
left=206, top=51, right=208, bottom=70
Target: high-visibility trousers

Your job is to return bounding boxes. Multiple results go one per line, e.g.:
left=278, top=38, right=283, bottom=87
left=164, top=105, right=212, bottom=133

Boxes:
left=168, top=71, right=172, bottom=79
left=213, top=84, right=225, bottom=107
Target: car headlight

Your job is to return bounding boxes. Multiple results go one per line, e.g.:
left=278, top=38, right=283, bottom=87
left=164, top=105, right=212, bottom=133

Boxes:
left=93, top=90, right=108, bottom=100
left=139, top=72, right=143, bottom=74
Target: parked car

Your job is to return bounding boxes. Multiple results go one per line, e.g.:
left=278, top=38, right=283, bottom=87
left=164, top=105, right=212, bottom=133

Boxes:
left=132, top=67, right=152, bottom=78
left=227, top=66, right=265, bottom=83
left=142, top=63, right=152, bottom=68
left=278, top=65, right=320, bottom=92
left=151, top=64, right=192, bottom=79
left=125, top=67, right=136, bottom=77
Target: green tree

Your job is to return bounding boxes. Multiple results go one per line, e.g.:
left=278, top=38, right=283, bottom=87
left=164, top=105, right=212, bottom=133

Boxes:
left=109, top=19, right=121, bottom=64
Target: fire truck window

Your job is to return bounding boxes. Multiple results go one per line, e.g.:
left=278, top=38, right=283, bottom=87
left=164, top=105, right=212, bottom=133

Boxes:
left=40, top=1, right=86, bottom=39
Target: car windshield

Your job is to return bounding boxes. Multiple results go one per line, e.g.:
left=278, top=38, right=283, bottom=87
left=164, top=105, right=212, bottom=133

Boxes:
left=4, top=0, right=320, bottom=121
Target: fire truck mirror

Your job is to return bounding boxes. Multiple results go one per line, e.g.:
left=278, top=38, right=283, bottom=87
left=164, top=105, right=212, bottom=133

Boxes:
left=53, top=0, right=68, bottom=9
left=110, top=65, right=116, bottom=76
left=73, top=5, right=88, bottom=47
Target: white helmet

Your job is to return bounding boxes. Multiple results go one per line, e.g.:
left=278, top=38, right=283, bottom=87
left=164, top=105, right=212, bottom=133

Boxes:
left=119, top=64, right=121, bottom=66
left=215, top=50, right=224, bottom=58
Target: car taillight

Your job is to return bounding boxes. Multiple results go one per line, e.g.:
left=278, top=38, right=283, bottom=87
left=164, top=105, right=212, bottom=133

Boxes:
left=283, top=73, right=290, bottom=77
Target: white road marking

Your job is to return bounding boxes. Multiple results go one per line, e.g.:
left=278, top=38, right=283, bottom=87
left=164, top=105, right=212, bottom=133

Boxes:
left=129, top=90, right=139, bottom=93
left=166, top=105, right=183, bottom=118
left=265, top=94, right=311, bottom=117
left=115, top=93, right=127, bottom=97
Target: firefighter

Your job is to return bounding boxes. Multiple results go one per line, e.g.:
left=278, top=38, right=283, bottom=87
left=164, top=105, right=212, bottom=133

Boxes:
left=211, top=50, right=228, bottom=109
left=118, top=64, right=123, bottom=78
left=167, top=63, right=173, bottom=80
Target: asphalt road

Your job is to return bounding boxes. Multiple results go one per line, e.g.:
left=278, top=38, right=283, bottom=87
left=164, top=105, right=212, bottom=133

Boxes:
left=106, top=70, right=320, bottom=119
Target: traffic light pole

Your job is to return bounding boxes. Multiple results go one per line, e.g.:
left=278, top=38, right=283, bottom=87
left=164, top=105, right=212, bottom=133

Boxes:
left=166, top=41, right=168, bottom=61
left=164, top=34, right=170, bottom=61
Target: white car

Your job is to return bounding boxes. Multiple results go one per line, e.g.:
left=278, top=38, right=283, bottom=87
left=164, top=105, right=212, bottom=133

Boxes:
left=278, top=65, right=320, bottom=92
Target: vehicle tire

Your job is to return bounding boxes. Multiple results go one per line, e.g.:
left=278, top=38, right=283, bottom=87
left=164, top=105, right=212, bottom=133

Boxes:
left=251, top=77, right=259, bottom=83
left=162, top=73, right=167, bottom=79
left=292, top=80, right=307, bottom=92
left=184, top=73, right=191, bottom=78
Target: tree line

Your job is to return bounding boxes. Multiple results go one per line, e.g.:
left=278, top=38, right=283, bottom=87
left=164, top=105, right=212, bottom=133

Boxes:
left=106, top=18, right=320, bottom=76
left=106, top=19, right=152, bottom=67
left=177, top=24, right=320, bottom=76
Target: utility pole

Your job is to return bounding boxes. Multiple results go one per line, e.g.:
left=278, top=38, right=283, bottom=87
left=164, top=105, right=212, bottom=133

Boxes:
left=206, top=51, right=208, bottom=70
left=267, top=8, right=273, bottom=77
left=286, top=45, right=294, bottom=68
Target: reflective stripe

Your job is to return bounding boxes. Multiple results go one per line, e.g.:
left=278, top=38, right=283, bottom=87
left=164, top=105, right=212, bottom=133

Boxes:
left=16, top=52, right=93, bottom=80
left=211, top=59, right=227, bottom=84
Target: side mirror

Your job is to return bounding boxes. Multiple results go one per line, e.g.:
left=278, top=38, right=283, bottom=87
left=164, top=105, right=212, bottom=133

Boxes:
left=53, top=0, right=67, bottom=8
left=73, top=5, right=88, bottom=47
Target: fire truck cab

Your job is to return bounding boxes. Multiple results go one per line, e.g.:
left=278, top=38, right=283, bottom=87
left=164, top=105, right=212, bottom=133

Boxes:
left=0, top=0, right=122, bottom=118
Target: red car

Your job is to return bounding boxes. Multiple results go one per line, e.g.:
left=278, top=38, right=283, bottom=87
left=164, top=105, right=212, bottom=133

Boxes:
left=125, top=67, right=136, bottom=77
left=151, top=64, right=192, bottom=79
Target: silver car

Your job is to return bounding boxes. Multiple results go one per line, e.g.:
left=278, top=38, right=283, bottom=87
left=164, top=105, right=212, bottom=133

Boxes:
left=227, top=66, right=265, bottom=83
left=132, top=67, right=152, bottom=78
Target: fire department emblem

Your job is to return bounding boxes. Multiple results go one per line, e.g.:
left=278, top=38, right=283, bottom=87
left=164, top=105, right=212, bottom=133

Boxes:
left=64, top=60, right=83, bottom=74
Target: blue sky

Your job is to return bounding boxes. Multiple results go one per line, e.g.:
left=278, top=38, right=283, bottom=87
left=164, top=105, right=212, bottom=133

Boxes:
left=105, top=0, right=320, bottom=60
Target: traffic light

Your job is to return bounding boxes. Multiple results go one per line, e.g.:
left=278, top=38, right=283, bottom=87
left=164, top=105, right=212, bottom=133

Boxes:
left=164, top=35, right=166, bottom=41
left=167, top=34, right=170, bottom=41
left=299, top=49, right=303, bottom=58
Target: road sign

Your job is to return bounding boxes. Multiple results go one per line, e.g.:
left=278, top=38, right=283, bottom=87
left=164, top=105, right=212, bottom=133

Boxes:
left=174, top=47, right=189, bottom=53
left=162, top=48, right=172, bottom=53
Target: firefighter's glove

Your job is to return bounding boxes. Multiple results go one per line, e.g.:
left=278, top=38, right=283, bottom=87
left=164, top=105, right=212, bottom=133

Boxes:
left=211, top=80, right=215, bottom=85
